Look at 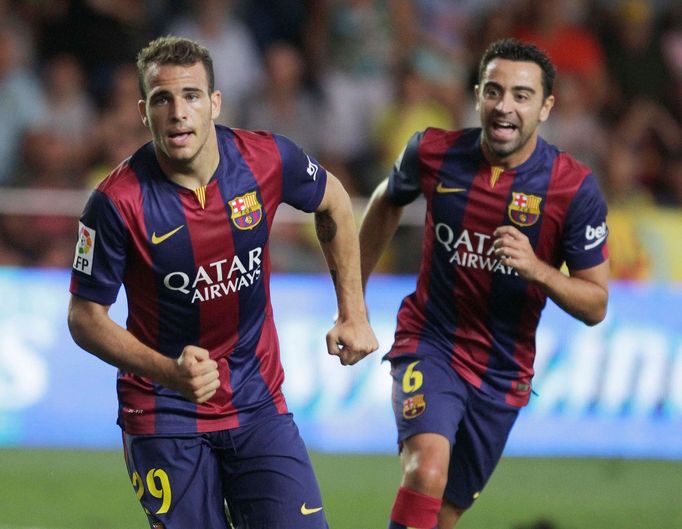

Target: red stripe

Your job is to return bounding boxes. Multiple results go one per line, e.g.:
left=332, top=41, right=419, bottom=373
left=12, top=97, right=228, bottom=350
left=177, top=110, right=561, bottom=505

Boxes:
left=504, top=154, right=589, bottom=405
left=180, top=182, right=240, bottom=430
left=229, top=131, right=288, bottom=409
left=452, top=164, right=514, bottom=387
left=254, top=307, right=288, bottom=414
left=103, top=164, right=159, bottom=433
left=231, top=130, right=282, bottom=231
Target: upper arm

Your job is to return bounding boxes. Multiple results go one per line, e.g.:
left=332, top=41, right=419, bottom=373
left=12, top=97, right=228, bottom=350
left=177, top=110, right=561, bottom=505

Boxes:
left=67, top=294, right=112, bottom=341
left=315, top=171, right=348, bottom=213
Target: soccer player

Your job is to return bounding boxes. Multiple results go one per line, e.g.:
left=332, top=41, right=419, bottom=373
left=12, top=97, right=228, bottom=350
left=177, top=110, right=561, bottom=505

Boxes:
left=359, top=38, right=609, bottom=529
left=67, top=36, right=378, bottom=529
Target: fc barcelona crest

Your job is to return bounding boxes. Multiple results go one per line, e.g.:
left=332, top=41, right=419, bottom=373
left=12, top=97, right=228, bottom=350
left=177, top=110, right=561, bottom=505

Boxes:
left=508, top=192, right=542, bottom=227
left=402, top=394, right=426, bottom=419
left=229, top=191, right=263, bottom=230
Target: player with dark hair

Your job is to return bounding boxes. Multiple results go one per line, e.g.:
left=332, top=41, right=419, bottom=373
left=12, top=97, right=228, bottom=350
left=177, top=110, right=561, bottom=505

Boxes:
left=359, top=38, right=609, bottom=529
left=68, top=35, right=378, bottom=529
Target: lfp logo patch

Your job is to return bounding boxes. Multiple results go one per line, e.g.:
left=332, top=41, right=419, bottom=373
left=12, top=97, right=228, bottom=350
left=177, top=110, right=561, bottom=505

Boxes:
left=229, top=191, right=263, bottom=230
left=73, top=221, right=96, bottom=275
left=508, top=192, right=542, bottom=227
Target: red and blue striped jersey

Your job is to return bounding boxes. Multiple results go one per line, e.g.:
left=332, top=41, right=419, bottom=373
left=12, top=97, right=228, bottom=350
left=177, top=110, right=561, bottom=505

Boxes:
left=386, top=128, right=609, bottom=407
left=70, top=125, right=327, bottom=434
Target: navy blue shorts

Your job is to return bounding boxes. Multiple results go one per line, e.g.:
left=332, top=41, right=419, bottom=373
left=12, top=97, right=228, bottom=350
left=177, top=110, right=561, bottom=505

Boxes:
left=122, top=413, right=328, bottom=529
left=390, top=355, right=520, bottom=509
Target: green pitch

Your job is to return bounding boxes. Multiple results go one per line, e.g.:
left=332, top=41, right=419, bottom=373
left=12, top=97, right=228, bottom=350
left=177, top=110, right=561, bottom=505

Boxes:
left=0, top=449, right=680, bottom=529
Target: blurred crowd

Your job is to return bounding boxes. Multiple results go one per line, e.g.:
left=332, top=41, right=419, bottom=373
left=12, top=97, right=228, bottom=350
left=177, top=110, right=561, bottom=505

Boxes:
left=0, top=0, right=680, bottom=274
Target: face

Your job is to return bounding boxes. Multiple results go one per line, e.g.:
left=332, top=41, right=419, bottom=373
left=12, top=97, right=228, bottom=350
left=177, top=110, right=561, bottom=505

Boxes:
left=476, top=58, right=554, bottom=168
left=138, top=61, right=221, bottom=170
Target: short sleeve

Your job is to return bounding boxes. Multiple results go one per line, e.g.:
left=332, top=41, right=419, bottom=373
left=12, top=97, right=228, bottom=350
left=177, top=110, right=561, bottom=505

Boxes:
left=275, top=134, right=328, bottom=212
left=387, top=131, right=424, bottom=206
left=69, top=190, right=129, bottom=305
left=562, top=173, right=609, bottom=270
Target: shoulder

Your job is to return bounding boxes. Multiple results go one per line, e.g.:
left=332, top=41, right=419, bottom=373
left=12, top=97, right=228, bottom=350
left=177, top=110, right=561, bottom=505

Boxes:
left=96, top=143, right=153, bottom=205
left=419, top=127, right=478, bottom=155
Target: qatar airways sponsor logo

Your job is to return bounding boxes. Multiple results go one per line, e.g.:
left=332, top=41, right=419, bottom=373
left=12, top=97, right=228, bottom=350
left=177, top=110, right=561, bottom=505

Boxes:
left=163, top=247, right=262, bottom=303
left=435, top=224, right=517, bottom=276
left=584, top=221, right=607, bottom=250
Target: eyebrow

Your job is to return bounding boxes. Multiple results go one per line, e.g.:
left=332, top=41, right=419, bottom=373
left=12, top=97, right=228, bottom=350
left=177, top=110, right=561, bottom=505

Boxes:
left=483, top=81, right=536, bottom=94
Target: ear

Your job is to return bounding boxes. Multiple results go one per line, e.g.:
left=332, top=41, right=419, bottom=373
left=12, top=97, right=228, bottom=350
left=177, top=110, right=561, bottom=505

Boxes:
left=210, top=90, right=222, bottom=121
left=539, top=94, right=555, bottom=123
left=474, top=84, right=481, bottom=111
left=138, top=99, right=149, bottom=128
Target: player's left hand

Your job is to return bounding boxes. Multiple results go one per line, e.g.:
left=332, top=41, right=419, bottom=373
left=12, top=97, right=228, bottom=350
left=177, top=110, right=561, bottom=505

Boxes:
left=326, top=317, right=379, bottom=366
left=493, top=225, right=545, bottom=282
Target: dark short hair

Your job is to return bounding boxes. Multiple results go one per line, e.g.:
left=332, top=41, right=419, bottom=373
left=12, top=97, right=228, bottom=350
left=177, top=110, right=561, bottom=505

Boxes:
left=478, top=38, right=556, bottom=98
left=136, top=35, right=214, bottom=99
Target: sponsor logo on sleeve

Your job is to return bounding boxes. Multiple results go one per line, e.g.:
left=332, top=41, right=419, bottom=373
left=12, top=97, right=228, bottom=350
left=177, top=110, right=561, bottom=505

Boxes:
left=306, top=155, right=319, bottom=181
left=584, top=221, right=608, bottom=250
left=73, top=222, right=95, bottom=275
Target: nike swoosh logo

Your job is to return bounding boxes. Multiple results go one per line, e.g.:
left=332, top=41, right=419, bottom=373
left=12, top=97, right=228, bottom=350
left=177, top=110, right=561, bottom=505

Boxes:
left=151, top=225, right=185, bottom=245
left=300, top=503, right=323, bottom=515
left=436, top=182, right=466, bottom=193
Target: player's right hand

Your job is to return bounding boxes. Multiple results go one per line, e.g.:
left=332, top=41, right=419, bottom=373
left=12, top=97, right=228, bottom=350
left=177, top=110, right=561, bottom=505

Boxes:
left=173, top=345, right=220, bottom=403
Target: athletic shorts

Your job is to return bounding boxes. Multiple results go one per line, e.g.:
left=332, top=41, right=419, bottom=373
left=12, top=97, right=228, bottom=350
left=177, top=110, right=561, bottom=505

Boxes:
left=390, top=354, right=520, bottom=509
left=122, top=413, right=328, bottom=529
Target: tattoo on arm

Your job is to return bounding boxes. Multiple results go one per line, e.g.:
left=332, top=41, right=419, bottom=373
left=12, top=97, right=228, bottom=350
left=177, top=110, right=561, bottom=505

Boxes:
left=315, top=211, right=337, bottom=243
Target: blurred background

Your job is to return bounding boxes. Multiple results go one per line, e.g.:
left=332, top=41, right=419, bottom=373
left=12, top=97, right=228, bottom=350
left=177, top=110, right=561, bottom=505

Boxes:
left=0, top=0, right=681, bottom=528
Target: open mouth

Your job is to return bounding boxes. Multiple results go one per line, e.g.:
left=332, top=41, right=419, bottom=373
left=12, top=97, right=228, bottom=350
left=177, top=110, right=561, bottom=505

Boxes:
left=490, top=119, right=518, bottom=140
left=168, top=130, right=193, bottom=146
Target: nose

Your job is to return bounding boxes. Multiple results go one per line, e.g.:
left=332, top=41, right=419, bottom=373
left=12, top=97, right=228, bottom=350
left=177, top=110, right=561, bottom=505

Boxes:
left=495, top=92, right=513, bottom=113
left=169, top=96, right=188, bottom=121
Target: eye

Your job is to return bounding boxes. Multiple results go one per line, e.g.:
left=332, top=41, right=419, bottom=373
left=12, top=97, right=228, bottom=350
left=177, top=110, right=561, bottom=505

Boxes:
left=484, top=86, right=500, bottom=98
left=186, top=92, right=200, bottom=102
left=151, top=94, right=169, bottom=106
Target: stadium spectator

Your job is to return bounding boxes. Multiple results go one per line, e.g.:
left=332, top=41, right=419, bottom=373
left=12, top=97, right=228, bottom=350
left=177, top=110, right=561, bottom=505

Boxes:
left=306, top=0, right=412, bottom=195
left=600, top=0, right=673, bottom=113
left=359, top=38, right=609, bottom=529
left=67, top=35, right=377, bottom=529
left=168, top=0, right=264, bottom=125
left=0, top=22, right=47, bottom=184
left=514, top=0, right=608, bottom=112
left=238, top=41, right=323, bottom=155
left=40, top=53, right=98, bottom=169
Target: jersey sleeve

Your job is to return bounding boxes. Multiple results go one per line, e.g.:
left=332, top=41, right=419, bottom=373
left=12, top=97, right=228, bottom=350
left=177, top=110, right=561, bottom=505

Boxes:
left=69, top=190, right=129, bottom=305
left=387, top=131, right=424, bottom=206
left=562, top=173, right=609, bottom=270
left=275, top=134, right=328, bottom=212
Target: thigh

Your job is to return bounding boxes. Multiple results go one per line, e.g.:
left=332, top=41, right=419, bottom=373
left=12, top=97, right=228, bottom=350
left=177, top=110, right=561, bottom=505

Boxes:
left=390, top=355, right=468, bottom=446
left=220, top=414, right=328, bottom=529
left=444, top=389, right=520, bottom=509
left=123, top=432, right=229, bottom=529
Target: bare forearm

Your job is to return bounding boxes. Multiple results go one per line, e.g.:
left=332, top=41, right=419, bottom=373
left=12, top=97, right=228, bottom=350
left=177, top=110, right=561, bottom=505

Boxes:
left=359, top=179, right=404, bottom=290
left=315, top=176, right=367, bottom=320
left=68, top=298, right=176, bottom=384
left=532, top=262, right=608, bottom=326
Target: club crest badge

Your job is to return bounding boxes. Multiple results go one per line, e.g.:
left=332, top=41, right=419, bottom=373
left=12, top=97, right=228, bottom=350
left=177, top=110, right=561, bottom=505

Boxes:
left=402, top=394, right=426, bottom=419
left=229, top=191, right=263, bottom=230
left=508, top=192, right=542, bottom=227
